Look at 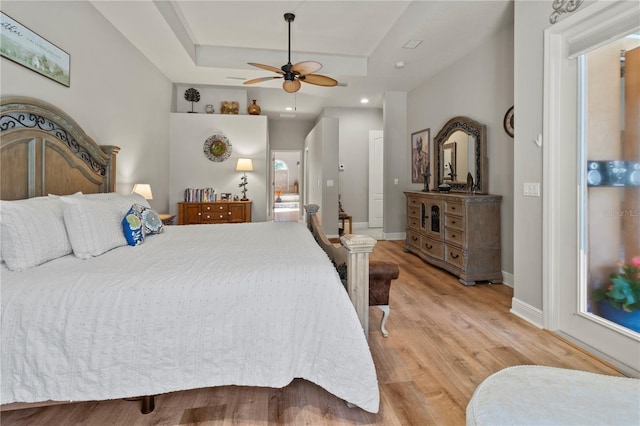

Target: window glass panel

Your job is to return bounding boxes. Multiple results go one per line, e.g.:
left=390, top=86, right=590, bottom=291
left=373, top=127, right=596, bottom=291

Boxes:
left=583, top=34, right=640, bottom=333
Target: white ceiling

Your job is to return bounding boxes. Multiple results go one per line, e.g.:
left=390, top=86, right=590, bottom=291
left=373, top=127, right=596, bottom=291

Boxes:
left=91, top=0, right=514, bottom=120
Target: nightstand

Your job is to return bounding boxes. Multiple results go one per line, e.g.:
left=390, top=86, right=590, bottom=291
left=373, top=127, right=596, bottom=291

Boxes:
left=159, top=214, right=176, bottom=225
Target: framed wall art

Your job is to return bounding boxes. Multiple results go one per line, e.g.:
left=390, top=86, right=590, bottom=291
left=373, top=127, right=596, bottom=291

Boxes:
left=411, top=128, right=430, bottom=184
left=0, top=12, right=70, bottom=87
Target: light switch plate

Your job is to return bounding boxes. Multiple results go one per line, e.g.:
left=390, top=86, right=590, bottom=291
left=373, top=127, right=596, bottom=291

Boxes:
left=523, top=182, right=540, bottom=196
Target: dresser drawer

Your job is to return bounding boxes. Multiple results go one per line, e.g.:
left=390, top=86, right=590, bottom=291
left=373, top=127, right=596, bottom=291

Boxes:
left=445, top=214, right=463, bottom=230
left=408, top=205, right=420, bottom=219
left=408, top=196, right=421, bottom=208
left=406, top=230, right=421, bottom=249
left=445, top=201, right=464, bottom=217
left=421, top=236, right=444, bottom=259
left=407, top=216, right=421, bottom=229
left=445, top=244, right=465, bottom=269
left=202, top=203, right=228, bottom=213
left=444, top=226, right=465, bottom=245
left=200, top=211, right=230, bottom=223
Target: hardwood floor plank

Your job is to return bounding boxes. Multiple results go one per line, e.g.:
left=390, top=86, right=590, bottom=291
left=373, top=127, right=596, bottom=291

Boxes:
left=1, top=240, right=623, bottom=425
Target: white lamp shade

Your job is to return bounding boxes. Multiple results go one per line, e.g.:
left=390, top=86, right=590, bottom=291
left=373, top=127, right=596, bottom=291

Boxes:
left=132, top=184, right=153, bottom=200
left=235, top=158, right=254, bottom=172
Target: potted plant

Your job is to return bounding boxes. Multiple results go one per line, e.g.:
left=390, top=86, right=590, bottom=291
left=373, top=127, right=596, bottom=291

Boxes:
left=592, top=256, right=640, bottom=332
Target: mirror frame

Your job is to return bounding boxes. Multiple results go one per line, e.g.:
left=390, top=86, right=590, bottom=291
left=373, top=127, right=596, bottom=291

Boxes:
left=434, top=116, right=488, bottom=194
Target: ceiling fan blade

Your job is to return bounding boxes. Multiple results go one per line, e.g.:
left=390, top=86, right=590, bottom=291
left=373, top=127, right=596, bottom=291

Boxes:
left=247, top=62, right=284, bottom=75
left=283, top=79, right=302, bottom=93
left=291, top=61, right=322, bottom=76
left=302, top=74, right=338, bottom=87
left=243, top=76, right=283, bottom=85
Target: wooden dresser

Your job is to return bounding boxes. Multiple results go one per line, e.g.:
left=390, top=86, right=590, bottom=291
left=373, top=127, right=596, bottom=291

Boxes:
left=404, top=191, right=502, bottom=285
left=177, top=201, right=251, bottom=225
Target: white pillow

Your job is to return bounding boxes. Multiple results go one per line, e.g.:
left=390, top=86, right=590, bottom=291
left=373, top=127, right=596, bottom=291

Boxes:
left=0, top=196, right=72, bottom=271
left=83, top=192, right=151, bottom=209
left=61, top=197, right=129, bottom=259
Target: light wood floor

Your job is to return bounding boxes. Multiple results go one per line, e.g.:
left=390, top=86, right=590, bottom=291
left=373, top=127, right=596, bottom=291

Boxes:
left=1, top=240, right=621, bottom=425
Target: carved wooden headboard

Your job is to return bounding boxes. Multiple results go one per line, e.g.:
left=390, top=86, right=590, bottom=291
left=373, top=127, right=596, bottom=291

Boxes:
left=0, top=97, right=119, bottom=200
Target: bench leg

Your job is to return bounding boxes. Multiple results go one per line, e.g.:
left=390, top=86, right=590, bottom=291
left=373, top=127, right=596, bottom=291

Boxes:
left=377, top=305, right=390, bottom=337
left=140, top=395, right=155, bottom=414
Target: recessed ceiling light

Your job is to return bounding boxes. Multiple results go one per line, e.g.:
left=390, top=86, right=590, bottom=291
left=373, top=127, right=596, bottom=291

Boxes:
left=285, top=107, right=293, bottom=111
left=360, top=98, right=369, bottom=104
left=395, top=61, right=405, bottom=69
left=403, top=40, right=423, bottom=49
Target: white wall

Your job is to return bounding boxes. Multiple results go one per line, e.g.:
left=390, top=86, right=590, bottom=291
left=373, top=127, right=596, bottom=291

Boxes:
left=512, top=0, right=551, bottom=311
left=304, top=117, right=339, bottom=235
left=383, top=91, right=409, bottom=238
left=406, top=23, right=515, bottom=277
left=169, top=113, right=269, bottom=221
left=269, top=119, right=315, bottom=151
left=322, top=107, right=383, bottom=223
left=0, top=1, right=173, bottom=213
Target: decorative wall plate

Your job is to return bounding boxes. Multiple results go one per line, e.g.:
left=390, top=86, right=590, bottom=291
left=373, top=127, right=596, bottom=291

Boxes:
left=503, top=106, right=514, bottom=137
left=203, top=133, right=232, bottom=162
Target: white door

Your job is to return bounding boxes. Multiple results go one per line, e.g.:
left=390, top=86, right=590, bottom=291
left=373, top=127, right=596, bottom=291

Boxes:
left=544, top=0, right=640, bottom=376
left=368, top=130, right=384, bottom=228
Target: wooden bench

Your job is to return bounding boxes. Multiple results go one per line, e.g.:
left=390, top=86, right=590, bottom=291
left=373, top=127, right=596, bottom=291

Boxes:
left=369, top=261, right=399, bottom=337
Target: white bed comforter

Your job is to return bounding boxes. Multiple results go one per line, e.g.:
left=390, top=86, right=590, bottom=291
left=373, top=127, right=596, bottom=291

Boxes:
left=1, top=222, right=379, bottom=413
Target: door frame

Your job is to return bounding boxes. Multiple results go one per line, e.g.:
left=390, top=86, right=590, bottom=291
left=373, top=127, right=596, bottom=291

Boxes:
left=270, top=149, right=303, bottom=222
left=543, top=0, right=640, bottom=376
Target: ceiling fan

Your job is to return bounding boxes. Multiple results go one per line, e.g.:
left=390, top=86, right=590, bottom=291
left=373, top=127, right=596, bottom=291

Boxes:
left=243, top=13, right=338, bottom=93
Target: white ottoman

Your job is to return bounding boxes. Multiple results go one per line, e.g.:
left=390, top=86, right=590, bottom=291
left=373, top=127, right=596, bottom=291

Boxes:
left=466, top=365, right=640, bottom=425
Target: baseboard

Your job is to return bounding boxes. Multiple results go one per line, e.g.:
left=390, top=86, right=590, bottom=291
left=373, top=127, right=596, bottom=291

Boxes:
left=382, top=232, right=406, bottom=241
left=501, top=270, right=514, bottom=287
left=510, top=297, right=544, bottom=329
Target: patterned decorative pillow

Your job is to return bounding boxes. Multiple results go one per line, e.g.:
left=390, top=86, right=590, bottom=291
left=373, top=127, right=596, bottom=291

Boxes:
left=131, top=204, right=164, bottom=235
left=122, top=206, right=145, bottom=246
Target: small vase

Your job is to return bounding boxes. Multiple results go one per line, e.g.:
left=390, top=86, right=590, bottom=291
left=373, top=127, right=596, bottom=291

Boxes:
left=597, top=300, right=640, bottom=333
left=248, top=99, right=261, bottom=115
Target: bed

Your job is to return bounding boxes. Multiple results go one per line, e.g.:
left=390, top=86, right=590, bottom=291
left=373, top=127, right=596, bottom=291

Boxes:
left=0, top=97, right=379, bottom=414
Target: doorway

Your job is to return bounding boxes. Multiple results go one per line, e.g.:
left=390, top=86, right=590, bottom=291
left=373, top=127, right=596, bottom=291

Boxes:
left=272, top=150, right=302, bottom=222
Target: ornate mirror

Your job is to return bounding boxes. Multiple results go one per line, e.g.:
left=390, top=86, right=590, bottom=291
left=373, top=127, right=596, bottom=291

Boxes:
left=434, top=116, right=488, bottom=193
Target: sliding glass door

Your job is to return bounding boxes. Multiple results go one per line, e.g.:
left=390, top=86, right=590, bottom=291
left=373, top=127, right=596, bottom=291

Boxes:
left=543, top=0, right=640, bottom=376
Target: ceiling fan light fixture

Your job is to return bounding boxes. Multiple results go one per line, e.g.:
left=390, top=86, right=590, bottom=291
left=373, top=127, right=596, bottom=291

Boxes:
left=283, top=79, right=301, bottom=93
left=243, top=12, right=337, bottom=93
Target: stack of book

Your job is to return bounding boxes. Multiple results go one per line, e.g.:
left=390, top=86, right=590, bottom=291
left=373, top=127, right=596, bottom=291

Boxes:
left=184, top=188, right=216, bottom=202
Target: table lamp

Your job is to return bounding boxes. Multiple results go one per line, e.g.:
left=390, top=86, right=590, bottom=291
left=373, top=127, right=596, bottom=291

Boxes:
left=235, top=158, right=253, bottom=201
left=132, top=183, right=153, bottom=200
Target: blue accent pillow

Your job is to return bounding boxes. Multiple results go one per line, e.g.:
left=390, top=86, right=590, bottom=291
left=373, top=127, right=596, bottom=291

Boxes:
left=131, top=203, right=164, bottom=235
left=122, top=206, right=144, bottom=246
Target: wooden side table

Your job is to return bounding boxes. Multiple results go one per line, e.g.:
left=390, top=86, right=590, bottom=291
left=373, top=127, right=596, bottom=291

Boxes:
left=339, top=211, right=352, bottom=234
left=159, top=214, right=176, bottom=225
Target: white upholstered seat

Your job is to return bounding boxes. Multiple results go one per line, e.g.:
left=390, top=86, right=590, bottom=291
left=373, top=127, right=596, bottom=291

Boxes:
left=466, top=365, right=640, bottom=426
